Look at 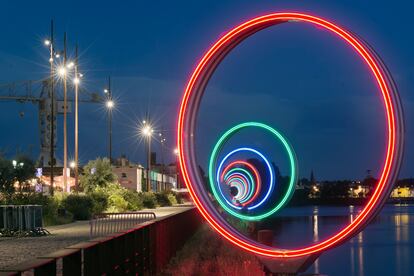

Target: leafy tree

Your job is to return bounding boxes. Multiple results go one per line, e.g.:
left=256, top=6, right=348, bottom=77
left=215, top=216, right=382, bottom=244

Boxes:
left=0, top=155, right=35, bottom=194
left=79, top=158, right=117, bottom=192
left=14, top=155, right=35, bottom=191
left=0, top=157, right=15, bottom=195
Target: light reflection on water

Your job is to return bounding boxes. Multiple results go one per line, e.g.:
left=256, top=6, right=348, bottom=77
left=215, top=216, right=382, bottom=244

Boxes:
left=273, top=204, right=414, bottom=276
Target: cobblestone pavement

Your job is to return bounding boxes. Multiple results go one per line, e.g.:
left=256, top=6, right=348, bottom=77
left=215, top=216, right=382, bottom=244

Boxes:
left=0, top=205, right=193, bottom=269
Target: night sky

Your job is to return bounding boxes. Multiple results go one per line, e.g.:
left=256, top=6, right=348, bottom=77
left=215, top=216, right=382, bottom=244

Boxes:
left=0, top=0, right=412, bottom=180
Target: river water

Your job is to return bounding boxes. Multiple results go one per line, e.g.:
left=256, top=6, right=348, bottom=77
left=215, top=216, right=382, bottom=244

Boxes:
left=270, top=204, right=414, bottom=276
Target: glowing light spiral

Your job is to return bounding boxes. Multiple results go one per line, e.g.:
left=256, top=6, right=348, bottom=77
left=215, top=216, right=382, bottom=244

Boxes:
left=209, top=122, right=297, bottom=220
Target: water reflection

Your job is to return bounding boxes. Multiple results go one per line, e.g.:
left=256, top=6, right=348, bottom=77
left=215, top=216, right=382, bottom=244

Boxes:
left=313, top=206, right=319, bottom=274
left=302, top=204, right=414, bottom=276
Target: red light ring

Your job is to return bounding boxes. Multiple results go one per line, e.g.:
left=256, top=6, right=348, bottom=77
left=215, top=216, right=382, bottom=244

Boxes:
left=177, top=12, right=404, bottom=258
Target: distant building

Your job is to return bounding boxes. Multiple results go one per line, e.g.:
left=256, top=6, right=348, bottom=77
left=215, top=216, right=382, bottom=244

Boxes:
left=112, top=155, right=178, bottom=192
left=391, top=186, right=414, bottom=198
left=349, top=181, right=371, bottom=198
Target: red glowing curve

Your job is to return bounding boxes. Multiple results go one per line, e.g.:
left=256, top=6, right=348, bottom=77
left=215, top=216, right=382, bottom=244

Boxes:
left=177, top=12, right=403, bottom=258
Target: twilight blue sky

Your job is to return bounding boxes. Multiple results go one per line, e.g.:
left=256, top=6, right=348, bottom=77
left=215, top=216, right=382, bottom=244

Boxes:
left=0, top=0, right=412, bottom=180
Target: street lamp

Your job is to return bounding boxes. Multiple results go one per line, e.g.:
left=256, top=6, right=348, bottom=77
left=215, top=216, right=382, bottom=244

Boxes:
left=57, top=66, right=66, bottom=77
left=106, top=100, right=114, bottom=109
left=141, top=122, right=153, bottom=191
left=160, top=134, right=166, bottom=191
left=45, top=20, right=56, bottom=196
left=105, top=77, right=113, bottom=165
left=67, top=61, right=75, bottom=69
left=73, top=45, right=80, bottom=192
left=62, top=32, right=68, bottom=194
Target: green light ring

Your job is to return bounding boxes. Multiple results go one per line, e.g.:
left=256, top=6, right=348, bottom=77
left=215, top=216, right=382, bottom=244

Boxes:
left=224, top=167, right=256, bottom=203
left=208, top=122, right=298, bottom=221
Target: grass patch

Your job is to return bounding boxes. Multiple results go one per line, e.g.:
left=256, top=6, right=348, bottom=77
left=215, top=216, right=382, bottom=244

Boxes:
left=161, top=224, right=264, bottom=275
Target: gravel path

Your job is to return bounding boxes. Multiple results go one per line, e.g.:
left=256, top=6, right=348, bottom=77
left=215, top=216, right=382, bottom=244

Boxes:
left=0, top=205, right=193, bottom=269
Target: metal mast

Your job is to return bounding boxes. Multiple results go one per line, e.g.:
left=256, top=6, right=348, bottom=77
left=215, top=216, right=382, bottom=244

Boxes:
left=74, top=44, right=79, bottom=191
left=63, top=32, right=68, bottom=192
left=49, top=20, right=55, bottom=195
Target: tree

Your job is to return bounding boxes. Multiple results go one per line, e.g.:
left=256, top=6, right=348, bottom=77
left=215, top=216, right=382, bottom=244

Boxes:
left=14, top=155, right=35, bottom=191
left=0, top=157, right=15, bottom=195
left=80, top=158, right=117, bottom=193
left=0, top=155, right=35, bottom=195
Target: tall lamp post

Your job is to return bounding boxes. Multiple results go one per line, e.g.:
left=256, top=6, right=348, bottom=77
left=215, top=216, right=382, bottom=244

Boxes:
left=56, top=34, right=70, bottom=192
left=44, top=20, right=55, bottom=195
left=73, top=44, right=80, bottom=191
left=142, top=122, right=153, bottom=191
left=62, top=32, right=68, bottom=192
left=159, top=132, right=166, bottom=191
left=105, top=77, right=114, bottom=164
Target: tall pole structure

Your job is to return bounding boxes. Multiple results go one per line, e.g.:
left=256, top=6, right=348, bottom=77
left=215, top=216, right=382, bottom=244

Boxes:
left=74, top=44, right=79, bottom=191
left=147, top=131, right=151, bottom=191
left=63, top=32, right=68, bottom=192
left=146, top=115, right=151, bottom=192
left=160, top=131, right=166, bottom=191
left=108, top=76, right=112, bottom=165
left=49, top=20, right=55, bottom=196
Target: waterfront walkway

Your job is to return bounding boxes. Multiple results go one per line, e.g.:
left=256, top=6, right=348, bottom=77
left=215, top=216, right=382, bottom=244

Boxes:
left=0, top=205, right=193, bottom=269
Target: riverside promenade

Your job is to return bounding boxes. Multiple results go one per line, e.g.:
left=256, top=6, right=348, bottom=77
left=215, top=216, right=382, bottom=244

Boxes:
left=0, top=205, right=193, bottom=269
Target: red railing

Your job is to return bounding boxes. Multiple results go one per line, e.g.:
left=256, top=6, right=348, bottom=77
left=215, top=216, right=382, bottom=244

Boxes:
left=0, top=207, right=202, bottom=275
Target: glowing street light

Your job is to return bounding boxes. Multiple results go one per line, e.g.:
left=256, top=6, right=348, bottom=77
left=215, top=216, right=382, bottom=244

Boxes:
left=141, top=121, right=154, bottom=191
left=58, top=66, right=67, bottom=76
left=174, top=148, right=179, bottom=155
left=105, top=77, right=114, bottom=165
left=73, top=77, right=80, bottom=85
left=67, top=61, right=75, bottom=69
left=70, top=161, right=76, bottom=169
left=142, top=125, right=153, bottom=136
left=106, top=100, right=114, bottom=109
left=44, top=39, right=51, bottom=46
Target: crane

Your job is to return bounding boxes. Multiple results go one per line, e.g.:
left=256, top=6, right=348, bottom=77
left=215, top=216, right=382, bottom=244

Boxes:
left=0, top=78, right=103, bottom=168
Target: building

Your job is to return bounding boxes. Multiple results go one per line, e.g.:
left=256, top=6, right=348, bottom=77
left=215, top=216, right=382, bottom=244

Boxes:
left=391, top=186, right=414, bottom=198
left=112, top=156, right=177, bottom=192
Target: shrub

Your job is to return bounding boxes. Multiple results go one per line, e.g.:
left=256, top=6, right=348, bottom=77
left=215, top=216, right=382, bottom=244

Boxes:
left=156, top=192, right=178, bottom=207
left=62, top=194, right=94, bottom=220
left=155, top=192, right=171, bottom=207
left=89, top=191, right=108, bottom=214
left=107, top=194, right=128, bottom=213
left=168, top=193, right=177, bottom=205
left=122, top=189, right=143, bottom=211
left=172, top=192, right=184, bottom=204
left=141, top=192, right=157, bottom=209
left=80, top=158, right=117, bottom=193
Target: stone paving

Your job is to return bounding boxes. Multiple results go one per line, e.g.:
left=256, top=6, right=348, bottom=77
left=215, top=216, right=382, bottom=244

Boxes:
left=0, top=205, right=193, bottom=269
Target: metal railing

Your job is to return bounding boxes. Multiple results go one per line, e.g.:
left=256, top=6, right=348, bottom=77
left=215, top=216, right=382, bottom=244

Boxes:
left=0, top=207, right=201, bottom=275
left=89, top=212, right=156, bottom=238
left=0, top=205, right=47, bottom=236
